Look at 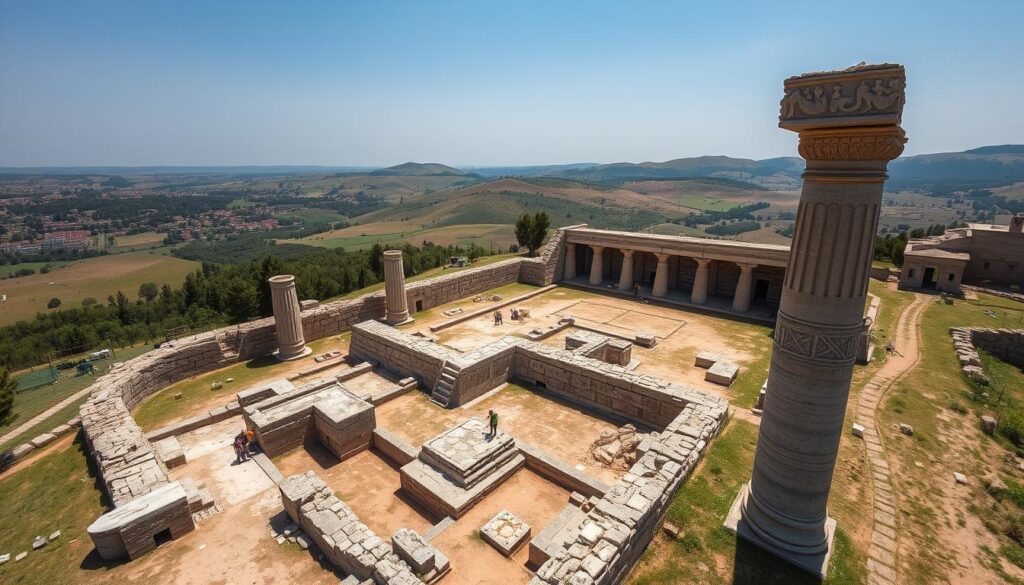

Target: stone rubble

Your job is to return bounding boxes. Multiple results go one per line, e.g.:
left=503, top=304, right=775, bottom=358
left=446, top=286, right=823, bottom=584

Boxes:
left=279, top=471, right=424, bottom=584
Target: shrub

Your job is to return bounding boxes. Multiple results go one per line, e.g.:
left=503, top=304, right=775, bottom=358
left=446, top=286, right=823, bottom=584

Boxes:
left=46, top=297, right=61, bottom=309
left=1000, top=409, right=1024, bottom=445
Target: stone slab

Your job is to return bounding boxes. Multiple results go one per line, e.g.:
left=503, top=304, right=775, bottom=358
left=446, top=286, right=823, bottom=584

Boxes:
left=694, top=351, right=723, bottom=369
left=480, top=510, right=531, bottom=557
left=705, top=361, right=739, bottom=387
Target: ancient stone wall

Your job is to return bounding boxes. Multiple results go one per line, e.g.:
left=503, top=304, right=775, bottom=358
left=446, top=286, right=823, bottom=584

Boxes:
left=348, top=320, right=454, bottom=389
left=951, top=328, right=1024, bottom=378
left=280, top=471, right=424, bottom=583
left=530, top=399, right=728, bottom=585
left=519, top=226, right=572, bottom=285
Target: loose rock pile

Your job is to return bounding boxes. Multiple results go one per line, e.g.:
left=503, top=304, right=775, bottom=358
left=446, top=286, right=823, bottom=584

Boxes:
left=590, top=425, right=645, bottom=469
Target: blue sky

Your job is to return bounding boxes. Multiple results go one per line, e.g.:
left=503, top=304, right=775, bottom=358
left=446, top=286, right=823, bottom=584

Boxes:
left=1, top=1, right=1022, bottom=167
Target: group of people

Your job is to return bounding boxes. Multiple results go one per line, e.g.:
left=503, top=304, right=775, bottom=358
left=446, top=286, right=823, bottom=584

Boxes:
left=492, top=308, right=529, bottom=326
left=233, top=428, right=256, bottom=463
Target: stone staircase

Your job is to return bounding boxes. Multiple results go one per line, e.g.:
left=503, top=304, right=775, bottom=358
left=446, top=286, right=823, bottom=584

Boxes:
left=430, top=362, right=460, bottom=408
left=216, top=333, right=239, bottom=361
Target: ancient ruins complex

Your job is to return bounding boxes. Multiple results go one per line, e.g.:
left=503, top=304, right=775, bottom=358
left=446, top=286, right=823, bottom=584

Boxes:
left=36, top=63, right=911, bottom=583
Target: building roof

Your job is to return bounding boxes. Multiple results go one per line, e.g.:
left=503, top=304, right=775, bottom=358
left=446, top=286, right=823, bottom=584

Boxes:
left=905, top=247, right=971, bottom=261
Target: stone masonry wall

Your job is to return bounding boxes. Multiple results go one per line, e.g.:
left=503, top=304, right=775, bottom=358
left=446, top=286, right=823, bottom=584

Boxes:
left=348, top=320, right=727, bottom=430
left=951, top=327, right=1024, bottom=386
left=530, top=399, right=728, bottom=585
left=280, top=471, right=423, bottom=584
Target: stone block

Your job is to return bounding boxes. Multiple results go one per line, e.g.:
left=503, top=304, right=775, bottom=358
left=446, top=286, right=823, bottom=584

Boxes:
left=480, top=510, right=531, bottom=557
left=391, top=528, right=435, bottom=574
left=29, top=433, right=57, bottom=449
left=694, top=351, right=722, bottom=368
left=851, top=423, right=865, bottom=438
left=705, top=362, right=739, bottom=387
left=153, top=436, right=186, bottom=469
left=11, top=443, right=34, bottom=461
left=981, top=415, right=997, bottom=435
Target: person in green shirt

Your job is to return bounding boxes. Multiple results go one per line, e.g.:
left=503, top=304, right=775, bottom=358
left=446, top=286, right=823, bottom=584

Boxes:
left=488, top=410, right=498, bottom=437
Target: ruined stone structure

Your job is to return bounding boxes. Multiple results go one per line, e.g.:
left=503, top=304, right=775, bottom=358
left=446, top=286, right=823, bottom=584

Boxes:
left=899, top=217, right=1024, bottom=294
left=270, top=274, right=311, bottom=361
left=383, top=249, right=413, bottom=325
left=950, top=327, right=1024, bottom=385
left=726, top=63, right=907, bottom=577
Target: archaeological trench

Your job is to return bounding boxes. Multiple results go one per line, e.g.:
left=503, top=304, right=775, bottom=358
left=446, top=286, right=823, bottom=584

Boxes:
left=7, top=64, right=935, bottom=584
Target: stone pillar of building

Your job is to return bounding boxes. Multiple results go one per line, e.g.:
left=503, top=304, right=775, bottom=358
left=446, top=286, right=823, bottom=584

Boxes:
left=725, top=64, right=907, bottom=577
left=383, top=249, right=412, bottom=325
left=564, top=243, right=577, bottom=280
left=691, top=258, right=711, bottom=304
left=269, top=274, right=311, bottom=361
left=588, top=246, right=604, bottom=286
left=651, top=253, right=670, bottom=298
left=617, top=250, right=635, bottom=291
left=732, top=262, right=757, bottom=312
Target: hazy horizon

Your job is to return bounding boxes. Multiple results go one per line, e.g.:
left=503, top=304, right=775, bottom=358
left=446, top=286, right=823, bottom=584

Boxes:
left=2, top=1, right=1022, bottom=167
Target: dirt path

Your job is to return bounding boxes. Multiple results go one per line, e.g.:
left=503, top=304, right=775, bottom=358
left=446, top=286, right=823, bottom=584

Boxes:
left=853, top=293, right=930, bottom=585
left=0, top=386, right=89, bottom=446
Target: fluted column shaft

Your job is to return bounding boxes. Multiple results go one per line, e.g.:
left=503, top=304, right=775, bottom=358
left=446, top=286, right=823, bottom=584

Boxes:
left=588, top=246, right=604, bottom=286
left=651, top=253, right=670, bottom=297
left=564, top=243, right=577, bottom=280
left=734, top=64, right=907, bottom=573
left=732, top=263, right=757, bottom=312
left=691, top=258, right=711, bottom=304
left=269, top=274, right=309, bottom=361
left=617, top=250, right=635, bottom=291
left=383, top=250, right=410, bottom=325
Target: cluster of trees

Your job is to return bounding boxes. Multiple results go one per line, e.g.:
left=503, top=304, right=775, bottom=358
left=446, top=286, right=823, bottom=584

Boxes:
left=705, top=220, right=761, bottom=236
left=966, top=190, right=1024, bottom=216
left=675, top=202, right=770, bottom=228
left=514, top=212, right=550, bottom=255
left=0, top=241, right=499, bottom=371
left=874, top=233, right=909, bottom=266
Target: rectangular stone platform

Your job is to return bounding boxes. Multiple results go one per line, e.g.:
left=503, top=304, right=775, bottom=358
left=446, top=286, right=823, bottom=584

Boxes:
left=400, top=454, right=525, bottom=519
left=418, top=418, right=518, bottom=489
left=244, top=381, right=375, bottom=459
left=87, top=481, right=194, bottom=560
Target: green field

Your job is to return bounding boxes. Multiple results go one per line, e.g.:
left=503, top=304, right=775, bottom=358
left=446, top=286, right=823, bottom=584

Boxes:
left=284, top=223, right=516, bottom=252
left=0, top=248, right=200, bottom=326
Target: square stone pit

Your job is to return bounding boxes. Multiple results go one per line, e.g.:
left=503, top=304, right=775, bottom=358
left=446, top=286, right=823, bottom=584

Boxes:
left=480, top=510, right=531, bottom=557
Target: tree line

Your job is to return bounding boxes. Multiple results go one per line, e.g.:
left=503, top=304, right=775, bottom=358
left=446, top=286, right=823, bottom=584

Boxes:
left=0, top=241, right=499, bottom=372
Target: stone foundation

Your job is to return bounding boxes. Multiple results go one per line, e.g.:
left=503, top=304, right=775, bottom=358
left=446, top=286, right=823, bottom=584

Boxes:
left=279, top=471, right=424, bottom=583
left=950, top=327, right=1024, bottom=385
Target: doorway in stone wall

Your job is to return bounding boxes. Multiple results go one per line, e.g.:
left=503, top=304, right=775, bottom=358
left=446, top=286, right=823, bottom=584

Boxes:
left=153, top=527, right=173, bottom=548
left=754, top=279, right=770, bottom=302
left=922, top=267, right=937, bottom=289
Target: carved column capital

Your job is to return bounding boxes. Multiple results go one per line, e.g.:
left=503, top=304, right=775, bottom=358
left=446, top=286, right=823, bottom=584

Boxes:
left=780, top=63, right=907, bottom=166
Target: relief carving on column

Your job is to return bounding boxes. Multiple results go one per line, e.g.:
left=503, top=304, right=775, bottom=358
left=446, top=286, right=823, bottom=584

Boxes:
left=779, top=63, right=906, bottom=131
left=798, top=127, right=906, bottom=162
left=773, top=311, right=861, bottom=365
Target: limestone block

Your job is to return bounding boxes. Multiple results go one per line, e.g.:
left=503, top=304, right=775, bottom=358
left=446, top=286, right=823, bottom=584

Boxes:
left=153, top=436, right=186, bottom=469
left=391, top=528, right=435, bottom=574
left=29, top=433, right=57, bottom=449
left=981, top=415, right=997, bottom=435
left=694, top=352, right=723, bottom=369
left=851, top=423, right=865, bottom=438
left=480, top=510, right=531, bottom=557
left=705, top=362, right=739, bottom=387
left=11, top=443, right=34, bottom=460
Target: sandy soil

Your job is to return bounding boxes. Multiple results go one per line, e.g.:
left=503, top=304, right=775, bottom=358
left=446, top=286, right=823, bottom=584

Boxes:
left=426, top=288, right=753, bottom=400
left=377, top=386, right=625, bottom=486
left=428, top=469, right=570, bottom=585
left=277, top=445, right=436, bottom=536
left=170, top=416, right=275, bottom=506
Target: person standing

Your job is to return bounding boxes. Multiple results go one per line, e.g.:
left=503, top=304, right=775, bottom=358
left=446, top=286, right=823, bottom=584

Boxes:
left=245, top=429, right=256, bottom=454
left=233, top=435, right=245, bottom=463
left=633, top=282, right=640, bottom=299
left=489, top=410, right=499, bottom=437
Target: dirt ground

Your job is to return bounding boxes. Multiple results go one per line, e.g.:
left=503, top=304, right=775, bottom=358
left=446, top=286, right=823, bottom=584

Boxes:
left=376, top=385, right=626, bottom=486
left=428, top=469, right=570, bottom=585
left=424, top=287, right=753, bottom=398
left=112, top=415, right=334, bottom=585
left=342, top=368, right=404, bottom=402
left=276, top=445, right=436, bottom=537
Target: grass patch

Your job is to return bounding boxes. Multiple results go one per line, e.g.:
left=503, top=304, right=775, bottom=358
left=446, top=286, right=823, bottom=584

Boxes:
left=626, top=419, right=867, bottom=584
left=0, top=437, right=109, bottom=585
left=131, top=334, right=347, bottom=431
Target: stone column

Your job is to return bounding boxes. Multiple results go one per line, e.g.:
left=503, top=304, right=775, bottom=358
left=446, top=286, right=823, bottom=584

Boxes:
left=691, top=258, right=711, bottom=304
left=588, top=245, right=604, bottom=286
left=725, top=64, right=907, bottom=577
left=269, top=274, right=310, bottom=361
left=651, top=253, right=670, bottom=297
left=564, top=243, right=577, bottom=280
left=732, top=262, right=757, bottom=312
left=617, top=250, right=635, bottom=291
left=383, top=249, right=412, bottom=325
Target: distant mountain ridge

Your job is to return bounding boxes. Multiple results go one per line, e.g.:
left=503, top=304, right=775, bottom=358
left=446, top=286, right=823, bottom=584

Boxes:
left=371, top=162, right=466, bottom=176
